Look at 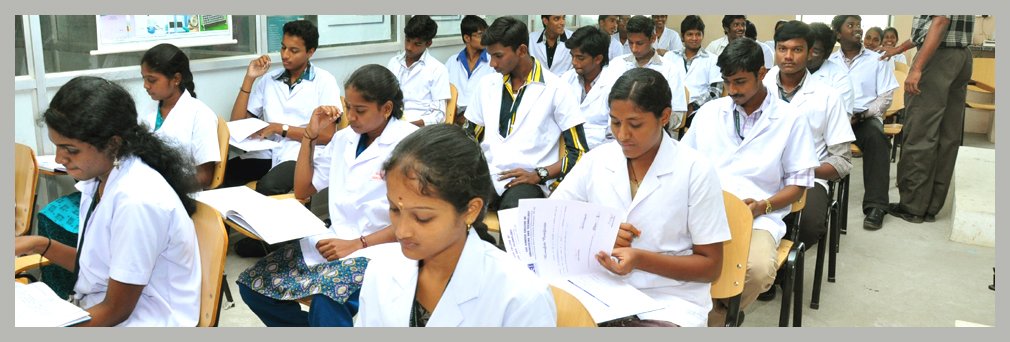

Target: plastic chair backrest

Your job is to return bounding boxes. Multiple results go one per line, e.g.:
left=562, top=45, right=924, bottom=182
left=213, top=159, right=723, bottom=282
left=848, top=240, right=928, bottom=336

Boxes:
left=446, top=84, right=459, bottom=125
left=711, top=191, right=754, bottom=300
left=14, top=143, right=39, bottom=236
left=209, top=118, right=229, bottom=189
left=550, top=285, right=597, bottom=327
left=192, top=202, right=228, bottom=327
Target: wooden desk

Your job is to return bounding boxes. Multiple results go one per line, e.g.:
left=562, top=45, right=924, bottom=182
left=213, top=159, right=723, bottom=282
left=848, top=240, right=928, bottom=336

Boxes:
left=15, top=254, right=51, bottom=274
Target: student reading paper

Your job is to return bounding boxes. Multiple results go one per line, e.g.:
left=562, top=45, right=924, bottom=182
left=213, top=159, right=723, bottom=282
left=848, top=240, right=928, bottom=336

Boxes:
left=14, top=76, right=202, bottom=327
left=357, top=124, right=556, bottom=327
left=235, top=64, right=417, bottom=327
left=550, top=68, right=730, bottom=327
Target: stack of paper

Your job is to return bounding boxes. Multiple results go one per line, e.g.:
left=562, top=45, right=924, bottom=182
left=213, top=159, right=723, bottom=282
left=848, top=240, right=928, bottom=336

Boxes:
left=193, top=186, right=327, bottom=245
left=15, top=282, right=91, bottom=327
left=498, top=199, right=665, bottom=323
left=36, top=155, right=67, bottom=173
left=227, top=118, right=281, bottom=153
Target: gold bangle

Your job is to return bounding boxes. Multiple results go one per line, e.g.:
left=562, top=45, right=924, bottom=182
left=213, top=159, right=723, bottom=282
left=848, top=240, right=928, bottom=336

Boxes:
left=239, top=88, right=251, bottom=94
left=764, top=199, right=774, bottom=215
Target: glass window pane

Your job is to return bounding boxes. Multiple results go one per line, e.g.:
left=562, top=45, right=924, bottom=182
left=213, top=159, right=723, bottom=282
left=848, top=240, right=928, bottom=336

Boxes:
left=41, top=15, right=257, bottom=73
left=15, top=15, right=28, bottom=76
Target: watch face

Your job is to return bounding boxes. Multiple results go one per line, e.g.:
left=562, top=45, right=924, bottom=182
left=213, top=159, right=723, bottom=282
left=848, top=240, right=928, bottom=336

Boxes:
left=537, top=168, right=548, bottom=178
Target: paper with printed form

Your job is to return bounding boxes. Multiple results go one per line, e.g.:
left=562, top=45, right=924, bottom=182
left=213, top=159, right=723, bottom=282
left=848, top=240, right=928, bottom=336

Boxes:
left=227, top=118, right=281, bottom=152
left=499, top=199, right=664, bottom=323
left=194, top=186, right=327, bottom=245
left=15, top=281, right=91, bottom=327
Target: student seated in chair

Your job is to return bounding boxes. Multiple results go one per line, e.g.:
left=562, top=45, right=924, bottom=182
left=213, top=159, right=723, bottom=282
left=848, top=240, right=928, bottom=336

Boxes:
left=139, top=43, right=220, bottom=189
left=756, top=21, right=855, bottom=301
left=223, top=19, right=340, bottom=195
left=463, top=16, right=588, bottom=212
left=15, top=76, right=202, bottom=326
left=235, top=65, right=418, bottom=326
left=225, top=19, right=341, bottom=257
left=387, top=15, right=451, bottom=127
left=559, top=25, right=621, bottom=149
left=446, top=15, right=495, bottom=121
left=680, top=38, right=819, bottom=327
left=551, top=68, right=730, bottom=327
left=357, top=124, right=556, bottom=327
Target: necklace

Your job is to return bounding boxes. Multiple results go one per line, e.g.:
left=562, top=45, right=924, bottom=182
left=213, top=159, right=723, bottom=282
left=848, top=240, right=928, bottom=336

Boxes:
left=628, top=159, right=639, bottom=185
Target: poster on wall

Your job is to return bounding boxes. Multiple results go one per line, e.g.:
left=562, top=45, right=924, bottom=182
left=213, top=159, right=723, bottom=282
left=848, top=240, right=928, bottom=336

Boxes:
left=92, top=15, right=237, bottom=55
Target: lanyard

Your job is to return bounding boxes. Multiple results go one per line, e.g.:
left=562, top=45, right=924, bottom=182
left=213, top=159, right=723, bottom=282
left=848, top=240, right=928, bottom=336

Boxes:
left=732, top=109, right=745, bottom=141
left=69, top=182, right=101, bottom=303
left=499, top=83, right=528, bottom=138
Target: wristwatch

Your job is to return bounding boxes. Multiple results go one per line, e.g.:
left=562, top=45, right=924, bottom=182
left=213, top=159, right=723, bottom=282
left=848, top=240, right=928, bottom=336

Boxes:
left=535, top=167, right=549, bottom=184
left=281, top=124, right=290, bottom=138
left=764, top=199, right=774, bottom=215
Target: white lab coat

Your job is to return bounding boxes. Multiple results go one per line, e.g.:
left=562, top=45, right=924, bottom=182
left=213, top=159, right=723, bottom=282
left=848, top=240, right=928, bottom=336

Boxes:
left=356, top=230, right=557, bottom=327
left=705, top=36, right=729, bottom=56
left=464, top=62, right=585, bottom=196
left=528, top=29, right=575, bottom=76
left=387, top=49, right=451, bottom=125
left=141, top=90, right=220, bottom=167
left=550, top=135, right=731, bottom=327
left=664, top=49, right=722, bottom=106
left=445, top=48, right=495, bottom=112
left=764, top=68, right=856, bottom=190
left=243, top=64, right=341, bottom=167
left=74, top=156, right=201, bottom=326
left=810, top=59, right=856, bottom=115
left=559, top=65, right=622, bottom=149
left=828, top=48, right=898, bottom=116
left=308, top=118, right=418, bottom=242
left=655, top=27, right=684, bottom=53
left=608, top=34, right=627, bottom=61
left=681, top=96, right=819, bottom=243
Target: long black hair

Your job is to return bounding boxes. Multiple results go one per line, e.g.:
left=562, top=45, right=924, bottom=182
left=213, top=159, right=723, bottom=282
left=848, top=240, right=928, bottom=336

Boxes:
left=141, top=43, right=196, bottom=98
left=43, top=76, right=200, bottom=215
left=382, top=124, right=497, bottom=245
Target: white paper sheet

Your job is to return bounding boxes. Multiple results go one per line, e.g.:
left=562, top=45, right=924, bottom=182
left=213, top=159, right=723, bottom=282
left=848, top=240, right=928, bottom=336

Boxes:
left=226, top=118, right=270, bottom=141
left=498, top=198, right=663, bottom=323
left=15, top=282, right=91, bottom=327
left=194, top=187, right=328, bottom=245
left=36, top=155, right=67, bottom=172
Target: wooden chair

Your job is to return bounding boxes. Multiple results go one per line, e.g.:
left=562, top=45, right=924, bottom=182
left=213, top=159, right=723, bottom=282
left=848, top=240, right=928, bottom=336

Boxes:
left=675, top=86, right=691, bottom=139
left=193, top=201, right=229, bottom=327
left=446, top=84, right=459, bottom=125
left=884, top=69, right=908, bottom=162
left=966, top=57, right=995, bottom=144
left=550, top=285, right=597, bottom=327
left=712, top=191, right=753, bottom=327
left=772, top=190, right=807, bottom=327
left=208, top=118, right=230, bottom=190
left=893, top=61, right=909, bottom=73
left=810, top=174, right=849, bottom=310
left=15, top=143, right=39, bottom=237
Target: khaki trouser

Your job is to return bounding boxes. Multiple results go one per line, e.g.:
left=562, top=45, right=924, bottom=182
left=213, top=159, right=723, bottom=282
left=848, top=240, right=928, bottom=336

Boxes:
left=708, top=229, right=778, bottom=326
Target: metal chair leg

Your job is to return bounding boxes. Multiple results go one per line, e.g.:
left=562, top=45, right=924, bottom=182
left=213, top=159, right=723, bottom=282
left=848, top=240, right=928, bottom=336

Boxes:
left=811, top=234, right=826, bottom=310
left=793, top=246, right=805, bottom=327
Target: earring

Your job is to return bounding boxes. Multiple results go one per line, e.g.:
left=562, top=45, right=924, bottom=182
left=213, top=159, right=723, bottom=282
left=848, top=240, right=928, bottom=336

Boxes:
left=113, top=156, right=121, bottom=169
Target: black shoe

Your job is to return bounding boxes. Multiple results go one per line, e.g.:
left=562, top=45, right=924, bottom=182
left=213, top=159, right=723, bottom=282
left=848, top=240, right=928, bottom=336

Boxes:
left=863, top=208, right=886, bottom=230
left=235, top=237, right=270, bottom=258
left=924, top=214, right=937, bottom=223
left=757, top=286, right=776, bottom=301
left=886, top=203, right=924, bottom=224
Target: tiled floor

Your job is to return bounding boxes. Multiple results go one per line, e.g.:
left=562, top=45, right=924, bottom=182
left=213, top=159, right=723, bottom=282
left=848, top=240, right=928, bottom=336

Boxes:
left=215, top=133, right=996, bottom=327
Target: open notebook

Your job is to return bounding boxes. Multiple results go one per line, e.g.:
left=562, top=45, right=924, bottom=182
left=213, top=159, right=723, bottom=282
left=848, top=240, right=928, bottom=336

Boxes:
left=15, top=282, right=91, bottom=327
left=498, top=199, right=665, bottom=323
left=193, top=186, right=327, bottom=245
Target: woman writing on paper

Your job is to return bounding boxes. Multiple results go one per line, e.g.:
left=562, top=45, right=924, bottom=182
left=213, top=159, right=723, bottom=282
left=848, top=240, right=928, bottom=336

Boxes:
left=139, top=43, right=220, bottom=189
left=236, top=64, right=418, bottom=326
left=14, top=76, right=202, bottom=326
left=356, top=124, right=556, bottom=327
left=549, top=68, right=730, bottom=327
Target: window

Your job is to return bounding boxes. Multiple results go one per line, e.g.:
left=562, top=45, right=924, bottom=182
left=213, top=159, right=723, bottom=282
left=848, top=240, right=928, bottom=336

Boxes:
left=279, top=15, right=395, bottom=52
left=40, top=15, right=257, bottom=73
left=15, top=15, right=28, bottom=76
